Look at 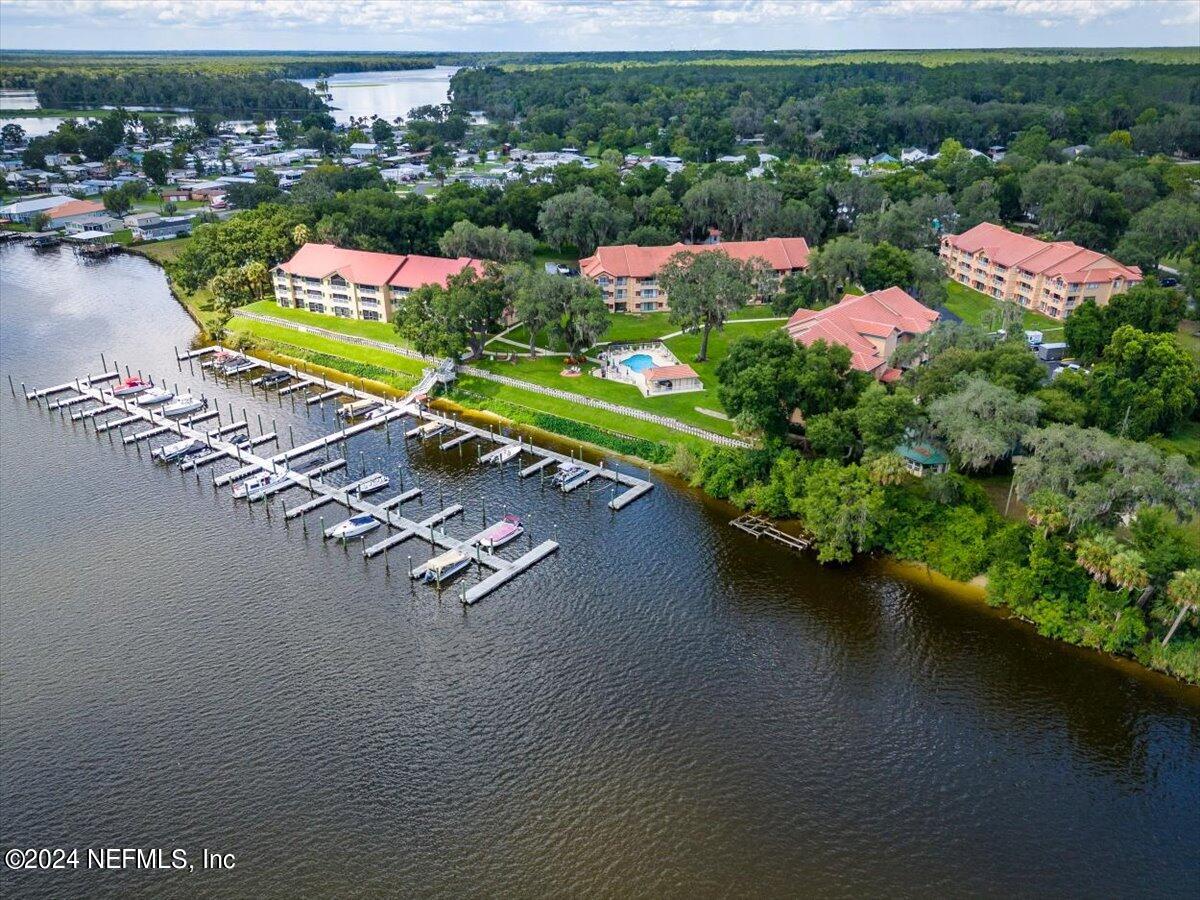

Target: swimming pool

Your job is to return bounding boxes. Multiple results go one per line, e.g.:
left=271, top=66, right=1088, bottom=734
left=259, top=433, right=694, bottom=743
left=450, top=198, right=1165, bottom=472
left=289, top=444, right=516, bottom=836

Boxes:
left=621, top=353, right=655, bottom=373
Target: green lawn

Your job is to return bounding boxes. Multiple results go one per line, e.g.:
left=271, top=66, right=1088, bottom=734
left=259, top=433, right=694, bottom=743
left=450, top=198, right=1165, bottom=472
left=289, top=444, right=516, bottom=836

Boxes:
left=1149, top=420, right=1200, bottom=466
left=495, top=324, right=569, bottom=353
left=664, top=319, right=783, bottom=402
left=227, top=316, right=427, bottom=379
left=943, top=280, right=1064, bottom=335
left=1175, top=319, right=1200, bottom=364
left=474, top=352, right=736, bottom=436
left=239, top=299, right=414, bottom=349
left=600, top=312, right=674, bottom=344
left=531, top=243, right=578, bottom=269
left=129, top=235, right=191, bottom=265
left=226, top=314, right=702, bottom=457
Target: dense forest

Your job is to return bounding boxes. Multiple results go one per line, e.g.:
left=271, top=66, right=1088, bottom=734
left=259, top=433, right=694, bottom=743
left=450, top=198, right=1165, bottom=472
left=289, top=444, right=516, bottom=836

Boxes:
left=453, top=59, right=1200, bottom=160
left=26, top=72, right=326, bottom=116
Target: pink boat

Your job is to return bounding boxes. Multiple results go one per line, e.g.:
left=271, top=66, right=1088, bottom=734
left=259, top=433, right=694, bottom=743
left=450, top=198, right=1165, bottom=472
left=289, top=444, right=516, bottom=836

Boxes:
left=478, top=514, right=524, bottom=549
left=110, top=376, right=150, bottom=397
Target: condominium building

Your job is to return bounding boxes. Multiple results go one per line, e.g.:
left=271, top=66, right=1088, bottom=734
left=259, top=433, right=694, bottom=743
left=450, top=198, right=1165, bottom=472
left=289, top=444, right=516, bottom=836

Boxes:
left=272, top=243, right=483, bottom=322
left=940, top=222, right=1141, bottom=321
left=579, top=237, right=810, bottom=313
left=785, top=287, right=939, bottom=382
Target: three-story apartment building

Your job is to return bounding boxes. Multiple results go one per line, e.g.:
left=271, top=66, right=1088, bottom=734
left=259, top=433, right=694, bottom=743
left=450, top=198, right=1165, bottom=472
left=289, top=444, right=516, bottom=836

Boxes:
left=579, top=237, right=810, bottom=313
left=272, top=243, right=483, bottom=323
left=940, top=222, right=1141, bottom=321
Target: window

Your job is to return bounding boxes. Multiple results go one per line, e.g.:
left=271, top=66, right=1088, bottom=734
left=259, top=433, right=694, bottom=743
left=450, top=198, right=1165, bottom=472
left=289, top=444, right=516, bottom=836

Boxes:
left=615, top=289, right=627, bottom=299
left=615, top=277, right=627, bottom=286
left=360, top=296, right=379, bottom=306
left=597, top=276, right=611, bottom=286
left=641, top=288, right=658, bottom=299
left=330, top=275, right=347, bottom=286
left=307, top=302, right=326, bottom=314
left=333, top=306, right=352, bottom=318
left=361, top=310, right=381, bottom=321
left=640, top=301, right=656, bottom=312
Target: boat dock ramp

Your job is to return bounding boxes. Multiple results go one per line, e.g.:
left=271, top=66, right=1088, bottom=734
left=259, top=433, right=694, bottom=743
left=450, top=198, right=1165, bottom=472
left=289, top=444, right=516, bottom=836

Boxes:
left=18, top=345, right=654, bottom=606
left=730, top=514, right=813, bottom=552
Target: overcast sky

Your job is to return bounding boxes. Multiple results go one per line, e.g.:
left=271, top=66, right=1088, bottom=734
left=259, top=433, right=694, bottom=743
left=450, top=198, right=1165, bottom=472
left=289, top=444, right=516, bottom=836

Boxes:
left=1, top=0, right=1197, bottom=52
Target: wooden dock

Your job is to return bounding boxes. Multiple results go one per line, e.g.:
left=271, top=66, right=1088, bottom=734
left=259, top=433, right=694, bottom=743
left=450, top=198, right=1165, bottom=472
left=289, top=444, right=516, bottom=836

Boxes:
left=730, top=514, right=812, bottom=552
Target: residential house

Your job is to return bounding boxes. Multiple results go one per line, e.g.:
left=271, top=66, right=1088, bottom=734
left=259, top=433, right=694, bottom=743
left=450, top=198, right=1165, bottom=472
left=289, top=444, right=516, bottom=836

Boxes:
left=895, top=442, right=950, bottom=477
left=349, top=142, right=379, bottom=159
left=784, top=287, right=940, bottom=382
left=380, top=163, right=429, bottom=182
left=64, top=217, right=120, bottom=234
left=132, top=216, right=194, bottom=241
left=1062, top=144, right=1091, bottom=160
left=939, top=221, right=1142, bottom=320
left=900, top=147, right=930, bottom=164
left=123, top=211, right=161, bottom=229
left=272, top=243, right=484, bottom=323
left=45, top=199, right=110, bottom=230
left=580, top=237, right=811, bottom=313
left=161, top=188, right=190, bottom=203
left=869, top=152, right=898, bottom=165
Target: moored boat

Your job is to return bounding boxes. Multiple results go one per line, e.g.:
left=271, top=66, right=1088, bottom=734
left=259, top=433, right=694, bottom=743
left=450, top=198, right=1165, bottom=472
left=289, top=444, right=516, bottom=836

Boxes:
left=135, top=386, right=174, bottom=406
left=420, top=548, right=470, bottom=584
left=551, top=461, right=591, bottom=491
left=220, top=356, right=257, bottom=375
left=161, top=394, right=205, bottom=417
left=257, top=370, right=291, bottom=388
left=154, top=436, right=204, bottom=461
left=483, top=443, right=522, bottom=465
left=478, top=514, right=524, bottom=549
left=327, top=513, right=381, bottom=542
left=339, top=398, right=381, bottom=419
left=231, top=470, right=289, bottom=501
left=111, top=376, right=151, bottom=397
left=350, top=472, right=389, bottom=497
left=417, top=420, right=449, bottom=438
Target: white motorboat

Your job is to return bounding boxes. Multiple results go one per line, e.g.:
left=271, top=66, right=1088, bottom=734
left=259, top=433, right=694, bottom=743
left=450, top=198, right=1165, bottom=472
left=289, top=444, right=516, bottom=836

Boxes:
left=110, top=376, right=151, bottom=398
left=339, top=398, right=381, bottom=419
left=367, top=404, right=398, bottom=420
left=552, top=461, right=591, bottom=491
left=136, top=386, right=174, bottom=406
left=161, top=394, right=205, bottom=417
left=350, top=473, right=389, bottom=497
left=483, top=443, right=522, bottom=466
left=478, top=514, right=524, bottom=549
left=231, top=470, right=289, bottom=501
left=154, top=436, right=204, bottom=461
left=327, top=513, right=381, bottom=542
left=420, top=548, right=470, bottom=584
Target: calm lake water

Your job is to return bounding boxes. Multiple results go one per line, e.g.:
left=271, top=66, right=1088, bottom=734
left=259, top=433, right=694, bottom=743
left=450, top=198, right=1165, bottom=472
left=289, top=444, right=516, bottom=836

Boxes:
left=1, top=244, right=1198, bottom=897
left=294, top=67, right=459, bottom=124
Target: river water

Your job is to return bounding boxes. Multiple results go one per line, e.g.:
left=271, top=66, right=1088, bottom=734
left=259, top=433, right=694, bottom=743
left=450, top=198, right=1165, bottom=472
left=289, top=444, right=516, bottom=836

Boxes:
left=294, top=67, right=459, bottom=125
left=1, top=244, right=1198, bottom=897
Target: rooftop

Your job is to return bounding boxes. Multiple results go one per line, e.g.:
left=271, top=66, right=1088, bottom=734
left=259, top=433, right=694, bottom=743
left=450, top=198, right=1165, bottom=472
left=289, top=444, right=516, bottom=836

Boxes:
left=580, top=236, right=810, bottom=278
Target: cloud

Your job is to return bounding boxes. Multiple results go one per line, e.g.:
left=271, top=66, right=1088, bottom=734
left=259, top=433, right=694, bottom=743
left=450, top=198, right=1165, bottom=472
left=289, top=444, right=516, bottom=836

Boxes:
left=0, top=0, right=1188, bottom=47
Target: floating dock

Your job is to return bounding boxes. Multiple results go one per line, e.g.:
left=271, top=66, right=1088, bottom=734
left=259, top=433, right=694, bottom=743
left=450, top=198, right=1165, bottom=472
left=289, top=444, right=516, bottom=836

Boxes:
left=30, top=345, right=655, bottom=605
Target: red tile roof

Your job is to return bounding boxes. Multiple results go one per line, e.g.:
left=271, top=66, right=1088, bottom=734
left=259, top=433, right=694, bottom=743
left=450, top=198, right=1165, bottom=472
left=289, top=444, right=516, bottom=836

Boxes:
left=785, top=287, right=939, bottom=378
left=944, top=222, right=1141, bottom=283
left=276, top=242, right=482, bottom=289
left=645, top=364, right=700, bottom=382
left=580, top=237, right=810, bottom=279
left=47, top=199, right=105, bottom=220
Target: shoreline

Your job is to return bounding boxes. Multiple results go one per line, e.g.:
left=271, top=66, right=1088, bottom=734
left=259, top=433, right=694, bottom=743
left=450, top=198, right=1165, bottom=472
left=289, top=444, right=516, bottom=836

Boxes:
left=137, top=252, right=1200, bottom=689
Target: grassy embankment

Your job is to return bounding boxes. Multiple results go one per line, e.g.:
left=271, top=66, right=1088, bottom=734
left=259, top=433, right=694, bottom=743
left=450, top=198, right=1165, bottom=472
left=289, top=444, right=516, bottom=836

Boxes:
left=226, top=305, right=709, bottom=462
left=236, top=300, right=783, bottom=441
left=943, top=280, right=1064, bottom=337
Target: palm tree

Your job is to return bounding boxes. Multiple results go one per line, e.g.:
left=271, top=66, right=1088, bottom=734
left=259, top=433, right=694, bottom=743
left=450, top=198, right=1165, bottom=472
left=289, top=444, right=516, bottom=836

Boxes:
left=1162, top=569, right=1200, bottom=647
left=867, top=452, right=908, bottom=486
left=1106, top=549, right=1149, bottom=594
left=292, top=223, right=311, bottom=247
left=1075, top=535, right=1119, bottom=583
left=1026, top=490, right=1068, bottom=537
